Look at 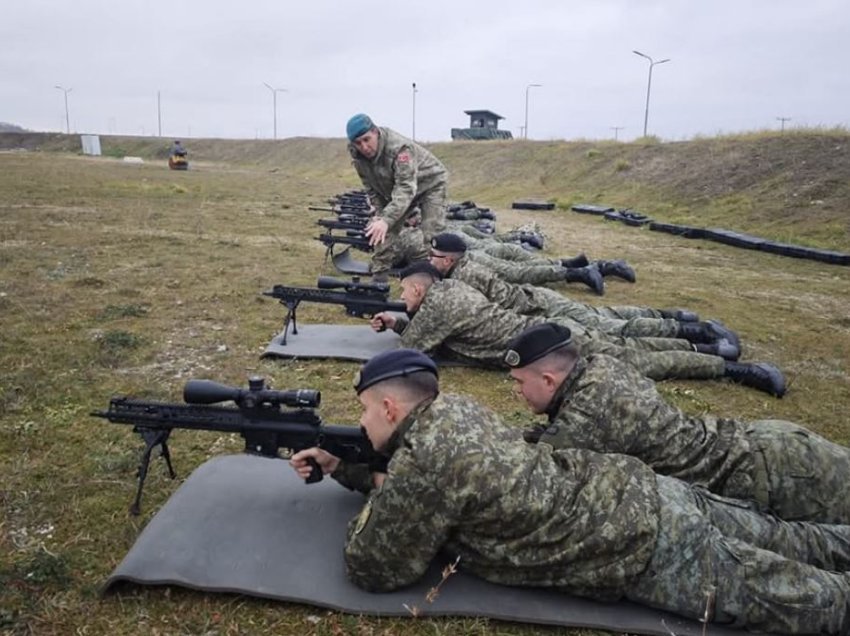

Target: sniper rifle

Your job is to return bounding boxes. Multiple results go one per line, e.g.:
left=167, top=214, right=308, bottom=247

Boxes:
left=91, top=377, right=387, bottom=514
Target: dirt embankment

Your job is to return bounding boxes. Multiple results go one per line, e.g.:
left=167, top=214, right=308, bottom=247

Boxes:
left=2, top=130, right=849, bottom=249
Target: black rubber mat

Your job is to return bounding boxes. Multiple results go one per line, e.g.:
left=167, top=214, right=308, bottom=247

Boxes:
left=103, top=455, right=740, bottom=636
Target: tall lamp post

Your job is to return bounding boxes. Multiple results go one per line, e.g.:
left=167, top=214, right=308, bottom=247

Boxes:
left=54, top=85, right=72, bottom=134
left=263, top=82, right=288, bottom=139
left=632, top=50, right=669, bottom=137
left=524, top=83, right=542, bottom=139
left=412, top=82, right=418, bottom=140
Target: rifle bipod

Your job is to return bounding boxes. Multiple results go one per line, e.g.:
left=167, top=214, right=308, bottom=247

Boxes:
left=131, top=427, right=176, bottom=515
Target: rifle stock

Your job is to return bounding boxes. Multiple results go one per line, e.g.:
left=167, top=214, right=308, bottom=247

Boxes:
left=91, top=377, right=386, bottom=514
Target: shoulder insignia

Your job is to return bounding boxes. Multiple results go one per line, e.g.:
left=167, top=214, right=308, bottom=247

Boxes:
left=397, top=151, right=410, bottom=164
left=354, top=499, right=373, bottom=534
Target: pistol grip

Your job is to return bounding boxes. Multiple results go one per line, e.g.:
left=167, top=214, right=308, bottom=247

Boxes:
left=305, top=457, right=324, bottom=484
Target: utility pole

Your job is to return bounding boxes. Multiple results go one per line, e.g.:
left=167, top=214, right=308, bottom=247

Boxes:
left=412, top=82, right=418, bottom=140
left=157, top=90, right=162, bottom=137
left=263, top=82, right=288, bottom=139
left=632, top=50, right=670, bottom=137
left=611, top=126, right=624, bottom=141
left=776, top=116, right=791, bottom=133
left=524, top=83, right=542, bottom=139
left=54, top=85, right=72, bottom=134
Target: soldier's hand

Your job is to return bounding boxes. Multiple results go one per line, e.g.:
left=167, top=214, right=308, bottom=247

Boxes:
left=365, top=218, right=389, bottom=245
left=372, top=472, right=387, bottom=489
left=290, top=448, right=340, bottom=480
left=371, top=312, right=395, bottom=332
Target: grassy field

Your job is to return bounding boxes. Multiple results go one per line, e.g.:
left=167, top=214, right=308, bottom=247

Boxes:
left=1, top=133, right=849, bottom=635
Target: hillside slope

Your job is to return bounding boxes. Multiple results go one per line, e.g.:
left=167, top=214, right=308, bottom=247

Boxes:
left=2, top=130, right=848, bottom=250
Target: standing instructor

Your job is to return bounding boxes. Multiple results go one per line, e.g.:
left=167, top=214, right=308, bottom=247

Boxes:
left=346, top=113, right=448, bottom=280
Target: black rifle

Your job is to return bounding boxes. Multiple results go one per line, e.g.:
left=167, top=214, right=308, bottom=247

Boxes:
left=309, top=205, right=373, bottom=217
left=317, top=217, right=369, bottom=232
left=263, top=276, right=406, bottom=344
left=316, top=232, right=372, bottom=254
left=91, top=377, right=387, bottom=514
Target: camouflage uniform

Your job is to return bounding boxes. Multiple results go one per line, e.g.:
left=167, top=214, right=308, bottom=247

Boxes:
left=350, top=127, right=447, bottom=275
left=334, top=393, right=850, bottom=634
left=448, top=255, right=681, bottom=338
left=466, top=249, right=568, bottom=286
left=392, top=279, right=725, bottom=380
left=535, top=353, right=850, bottom=524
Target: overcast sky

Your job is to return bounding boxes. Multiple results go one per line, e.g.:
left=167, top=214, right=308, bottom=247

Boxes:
left=2, top=0, right=848, bottom=142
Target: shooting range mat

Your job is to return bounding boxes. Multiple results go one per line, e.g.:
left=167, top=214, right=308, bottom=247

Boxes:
left=103, top=454, right=740, bottom=636
left=262, top=324, right=400, bottom=361
left=329, top=248, right=402, bottom=277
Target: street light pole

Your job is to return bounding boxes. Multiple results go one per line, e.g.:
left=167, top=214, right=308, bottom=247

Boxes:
left=54, top=85, right=72, bottom=134
left=632, top=50, right=670, bottom=137
left=412, top=82, right=418, bottom=140
left=524, top=83, right=542, bottom=139
left=263, top=82, right=288, bottom=139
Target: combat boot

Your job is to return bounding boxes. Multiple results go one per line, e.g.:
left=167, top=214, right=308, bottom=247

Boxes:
left=371, top=272, right=390, bottom=283
left=724, top=362, right=786, bottom=397
left=519, top=232, right=545, bottom=250
left=660, top=308, right=700, bottom=322
left=676, top=321, right=740, bottom=346
left=595, top=259, right=636, bottom=283
left=693, top=341, right=740, bottom=361
left=560, top=253, right=589, bottom=268
left=564, top=265, right=604, bottom=295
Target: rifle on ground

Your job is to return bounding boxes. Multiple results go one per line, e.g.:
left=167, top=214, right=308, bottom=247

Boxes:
left=309, top=205, right=373, bottom=217
left=91, top=378, right=388, bottom=514
left=317, top=216, right=370, bottom=232
left=263, top=276, right=406, bottom=344
left=316, top=232, right=372, bottom=254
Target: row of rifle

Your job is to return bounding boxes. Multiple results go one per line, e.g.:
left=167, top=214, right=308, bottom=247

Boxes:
left=311, top=191, right=502, bottom=256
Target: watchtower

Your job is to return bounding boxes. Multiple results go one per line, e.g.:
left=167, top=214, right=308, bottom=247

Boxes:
left=451, top=110, right=513, bottom=140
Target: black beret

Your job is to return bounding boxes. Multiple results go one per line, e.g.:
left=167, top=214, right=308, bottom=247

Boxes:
left=430, top=233, right=467, bottom=253
left=398, top=260, right=443, bottom=281
left=353, top=348, right=438, bottom=394
left=504, top=323, right=572, bottom=368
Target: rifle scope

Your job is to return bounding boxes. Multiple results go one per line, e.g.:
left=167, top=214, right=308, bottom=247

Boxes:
left=183, top=378, right=320, bottom=409
left=317, top=276, right=389, bottom=294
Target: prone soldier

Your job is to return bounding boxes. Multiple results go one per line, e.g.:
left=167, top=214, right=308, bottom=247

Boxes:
left=290, top=348, right=850, bottom=635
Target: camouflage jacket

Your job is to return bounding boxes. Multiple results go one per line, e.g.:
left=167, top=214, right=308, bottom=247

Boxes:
left=348, top=127, right=447, bottom=229
left=392, top=279, right=541, bottom=367
left=339, top=393, right=660, bottom=597
left=447, top=254, right=559, bottom=315
left=539, top=354, right=757, bottom=497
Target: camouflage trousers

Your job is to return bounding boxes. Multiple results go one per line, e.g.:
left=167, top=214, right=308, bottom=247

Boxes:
left=550, top=316, right=725, bottom=381
left=371, top=227, right=429, bottom=276
left=742, top=419, right=850, bottom=524
left=626, top=475, right=850, bottom=634
left=533, top=287, right=681, bottom=338
left=371, top=186, right=446, bottom=275
left=468, top=250, right=565, bottom=285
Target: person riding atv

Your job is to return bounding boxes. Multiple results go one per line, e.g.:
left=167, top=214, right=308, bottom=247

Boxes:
left=168, top=140, right=188, bottom=170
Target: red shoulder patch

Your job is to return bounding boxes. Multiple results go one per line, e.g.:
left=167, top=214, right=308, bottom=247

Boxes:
left=397, top=151, right=410, bottom=163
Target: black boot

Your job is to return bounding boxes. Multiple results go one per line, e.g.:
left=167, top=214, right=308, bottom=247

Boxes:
left=564, top=265, right=604, bottom=295
left=595, top=259, right=636, bottom=283
left=522, top=425, right=546, bottom=444
left=724, top=362, right=786, bottom=397
left=371, top=272, right=389, bottom=283
left=518, top=232, right=545, bottom=250
left=561, top=253, right=589, bottom=268
left=694, top=341, right=740, bottom=361
left=706, top=319, right=740, bottom=351
left=660, top=308, right=700, bottom=322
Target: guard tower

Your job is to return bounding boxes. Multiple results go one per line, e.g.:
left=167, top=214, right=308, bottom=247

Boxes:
left=451, top=109, right=513, bottom=140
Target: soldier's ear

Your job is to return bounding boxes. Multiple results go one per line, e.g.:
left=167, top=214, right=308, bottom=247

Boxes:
left=542, top=371, right=559, bottom=391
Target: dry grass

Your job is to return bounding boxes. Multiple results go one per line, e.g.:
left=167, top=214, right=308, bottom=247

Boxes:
left=1, top=133, right=850, bottom=635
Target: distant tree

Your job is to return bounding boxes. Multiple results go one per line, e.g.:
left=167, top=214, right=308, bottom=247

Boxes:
left=0, top=122, right=27, bottom=133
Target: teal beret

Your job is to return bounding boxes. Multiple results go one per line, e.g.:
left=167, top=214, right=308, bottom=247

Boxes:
left=504, top=323, right=572, bottom=368
left=431, top=233, right=468, bottom=253
left=346, top=114, right=375, bottom=142
left=354, top=349, right=438, bottom=394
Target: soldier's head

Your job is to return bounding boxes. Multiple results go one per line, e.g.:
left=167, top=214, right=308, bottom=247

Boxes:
left=353, top=349, right=439, bottom=451
left=398, top=261, right=442, bottom=313
left=505, top=323, right=579, bottom=414
left=428, top=233, right=467, bottom=275
left=346, top=113, right=380, bottom=159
